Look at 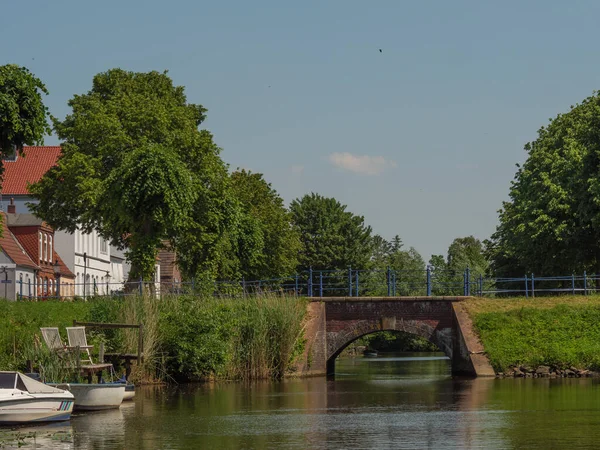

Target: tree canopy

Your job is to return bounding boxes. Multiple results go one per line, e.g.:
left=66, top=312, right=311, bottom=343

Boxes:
left=227, top=170, right=300, bottom=281
left=29, top=69, right=233, bottom=281
left=488, top=92, right=600, bottom=276
left=0, top=64, right=51, bottom=176
left=290, top=193, right=373, bottom=271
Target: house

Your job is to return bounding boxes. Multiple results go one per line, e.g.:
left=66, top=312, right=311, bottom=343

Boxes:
left=1, top=146, right=130, bottom=296
left=5, top=204, right=75, bottom=298
left=0, top=213, right=38, bottom=300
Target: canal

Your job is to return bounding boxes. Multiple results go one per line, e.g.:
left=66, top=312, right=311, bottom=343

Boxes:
left=7, top=352, right=600, bottom=448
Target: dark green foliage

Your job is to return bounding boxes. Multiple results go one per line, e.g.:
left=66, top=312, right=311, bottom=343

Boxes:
left=360, top=331, right=438, bottom=352
left=430, top=236, right=489, bottom=295
left=488, top=91, right=600, bottom=276
left=474, top=303, right=600, bottom=371
left=290, top=193, right=373, bottom=271
left=364, top=235, right=425, bottom=295
left=227, top=170, right=300, bottom=281
left=29, top=69, right=233, bottom=282
left=0, top=64, right=51, bottom=176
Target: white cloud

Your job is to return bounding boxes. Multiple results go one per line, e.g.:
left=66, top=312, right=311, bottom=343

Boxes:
left=328, top=152, right=397, bottom=175
left=290, top=165, right=304, bottom=174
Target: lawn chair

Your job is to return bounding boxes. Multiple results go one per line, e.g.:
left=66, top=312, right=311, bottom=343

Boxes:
left=40, top=327, right=66, bottom=353
left=66, top=326, right=94, bottom=364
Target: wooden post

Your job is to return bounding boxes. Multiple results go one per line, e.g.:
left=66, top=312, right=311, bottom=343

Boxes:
left=138, top=323, right=144, bottom=365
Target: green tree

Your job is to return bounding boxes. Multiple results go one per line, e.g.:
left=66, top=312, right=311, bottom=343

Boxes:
left=365, top=234, right=425, bottom=295
left=228, top=170, right=300, bottom=281
left=430, top=236, right=488, bottom=295
left=29, top=69, right=233, bottom=281
left=0, top=64, right=51, bottom=176
left=289, top=193, right=373, bottom=271
left=488, top=91, right=600, bottom=277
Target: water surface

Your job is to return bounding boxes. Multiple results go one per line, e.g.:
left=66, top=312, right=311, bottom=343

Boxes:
left=5, top=352, right=600, bottom=449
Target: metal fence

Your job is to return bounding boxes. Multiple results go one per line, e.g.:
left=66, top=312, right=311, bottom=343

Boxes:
left=16, top=267, right=600, bottom=300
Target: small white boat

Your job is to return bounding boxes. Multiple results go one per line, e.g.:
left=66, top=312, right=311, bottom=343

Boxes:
left=123, top=383, right=135, bottom=401
left=0, top=372, right=74, bottom=424
left=51, top=383, right=125, bottom=411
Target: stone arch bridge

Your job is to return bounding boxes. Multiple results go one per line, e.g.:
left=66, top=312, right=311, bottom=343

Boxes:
left=296, top=297, right=494, bottom=377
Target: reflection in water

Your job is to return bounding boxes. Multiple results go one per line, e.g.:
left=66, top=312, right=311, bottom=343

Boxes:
left=5, top=354, right=600, bottom=449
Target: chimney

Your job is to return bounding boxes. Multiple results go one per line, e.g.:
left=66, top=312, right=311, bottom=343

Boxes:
left=7, top=198, right=15, bottom=214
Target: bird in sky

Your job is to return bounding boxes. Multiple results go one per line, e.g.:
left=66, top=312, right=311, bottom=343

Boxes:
left=379, top=49, right=382, bottom=53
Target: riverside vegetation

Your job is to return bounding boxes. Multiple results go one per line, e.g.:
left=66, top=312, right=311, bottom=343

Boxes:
left=467, top=295, right=600, bottom=376
left=0, top=294, right=307, bottom=383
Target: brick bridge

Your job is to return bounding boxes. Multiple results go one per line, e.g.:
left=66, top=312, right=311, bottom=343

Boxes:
left=296, top=297, right=494, bottom=377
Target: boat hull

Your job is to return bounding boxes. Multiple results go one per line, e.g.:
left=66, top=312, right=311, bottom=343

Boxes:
left=123, top=384, right=135, bottom=401
left=0, top=397, right=74, bottom=424
left=52, top=384, right=125, bottom=411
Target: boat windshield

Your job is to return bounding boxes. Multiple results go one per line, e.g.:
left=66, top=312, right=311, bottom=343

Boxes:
left=0, top=372, right=16, bottom=389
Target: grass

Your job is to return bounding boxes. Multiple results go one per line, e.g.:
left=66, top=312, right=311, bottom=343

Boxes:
left=465, top=295, right=600, bottom=372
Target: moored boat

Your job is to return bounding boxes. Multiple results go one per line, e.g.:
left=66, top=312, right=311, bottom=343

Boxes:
left=0, top=372, right=74, bottom=424
left=123, top=383, right=135, bottom=401
left=50, top=383, right=125, bottom=411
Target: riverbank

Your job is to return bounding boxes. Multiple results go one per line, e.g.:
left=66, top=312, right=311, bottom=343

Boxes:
left=0, top=294, right=307, bottom=383
left=464, top=295, right=600, bottom=376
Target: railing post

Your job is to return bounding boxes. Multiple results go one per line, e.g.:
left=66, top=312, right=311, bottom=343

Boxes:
left=584, top=271, right=588, bottom=296
left=28, top=279, right=31, bottom=300
left=466, top=267, right=470, bottom=296
left=319, top=271, right=323, bottom=298
left=18, top=279, right=22, bottom=300
left=525, top=274, right=529, bottom=298
left=356, top=270, right=360, bottom=297
left=308, top=267, right=313, bottom=297
left=242, top=277, right=246, bottom=295
left=572, top=273, right=576, bottom=295
left=426, top=266, right=432, bottom=297
left=139, top=276, right=143, bottom=296
left=392, top=271, right=397, bottom=296
left=387, top=266, right=391, bottom=297
left=531, top=273, right=535, bottom=298
left=348, top=266, right=353, bottom=297
left=478, top=274, right=483, bottom=297
left=294, top=274, right=299, bottom=296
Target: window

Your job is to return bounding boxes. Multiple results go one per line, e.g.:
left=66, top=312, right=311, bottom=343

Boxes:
left=43, top=234, right=47, bottom=262
left=100, top=239, right=107, bottom=254
left=49, top=236, right=53, bottom=262
left=38, top=233, right=42, bottom=262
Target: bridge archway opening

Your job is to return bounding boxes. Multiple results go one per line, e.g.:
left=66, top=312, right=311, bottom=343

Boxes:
left=326, top=326, right=452, bottom=376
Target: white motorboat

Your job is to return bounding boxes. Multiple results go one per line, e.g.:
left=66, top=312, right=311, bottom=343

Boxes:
left=0, top=372, right=74, bottom=424
left=51, top=383, right=125, bottom=411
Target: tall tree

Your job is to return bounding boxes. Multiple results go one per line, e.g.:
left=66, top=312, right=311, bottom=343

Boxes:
left=29, top=69, right=233, bottom=281
left=0, top=64, right=51, bottom=176
left=447, top=236, right=489, bottom=276
left=227, top=169, right=300, bottom=280
left=488, top=92, right=600, bottom=276
left=367, top=234, right=425, bottom=295
left=290, top=193, right=373, bottom=271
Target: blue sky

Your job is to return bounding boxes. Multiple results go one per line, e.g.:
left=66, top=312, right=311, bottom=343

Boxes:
left=3, top=0, right=600, bottom=260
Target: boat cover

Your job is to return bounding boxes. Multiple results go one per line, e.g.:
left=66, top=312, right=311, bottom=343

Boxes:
left=0, top=372, right=66, bottom=394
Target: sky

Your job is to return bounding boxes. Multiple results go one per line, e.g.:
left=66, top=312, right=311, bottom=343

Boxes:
left=3, top=0, right=600, bottom=260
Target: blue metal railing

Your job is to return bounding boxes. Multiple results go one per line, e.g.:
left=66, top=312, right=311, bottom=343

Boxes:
left=14, top=268, right=600, bottom=300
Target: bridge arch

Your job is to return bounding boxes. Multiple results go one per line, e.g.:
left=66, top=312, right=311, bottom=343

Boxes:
left=326, top=318, right=453, bottom=374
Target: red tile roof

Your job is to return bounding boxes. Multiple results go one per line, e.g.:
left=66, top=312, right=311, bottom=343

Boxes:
left=1, top=146, right=62, bottom=195
left=0, top=214, right=38, bottom=269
